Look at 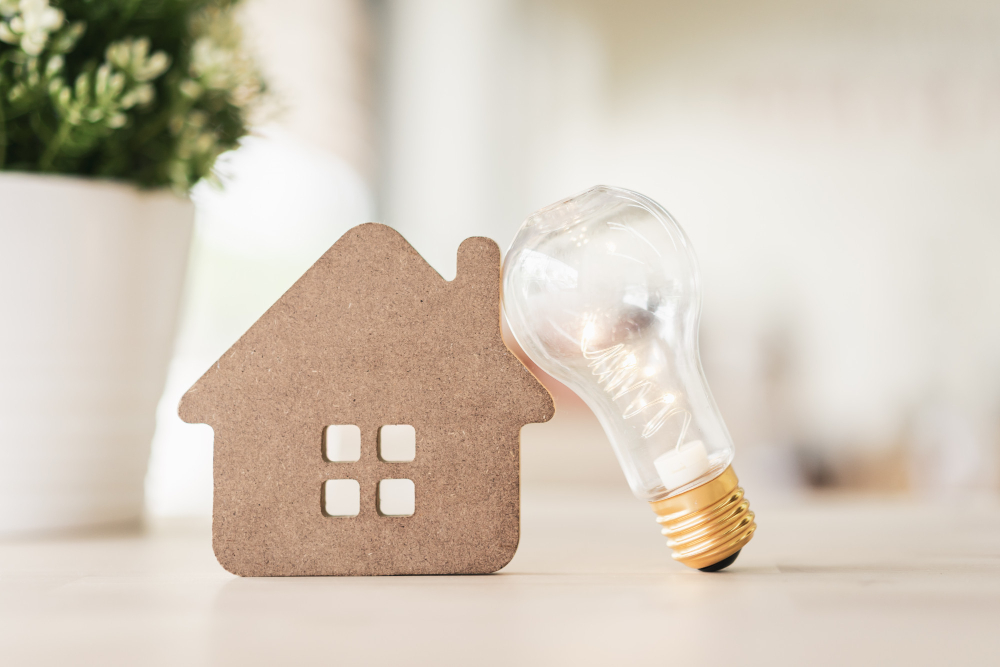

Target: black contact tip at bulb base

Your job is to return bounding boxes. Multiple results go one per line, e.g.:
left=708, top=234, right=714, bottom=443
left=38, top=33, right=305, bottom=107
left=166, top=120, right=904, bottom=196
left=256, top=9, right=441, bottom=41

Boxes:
left=698, top=549, right=741, bottom=572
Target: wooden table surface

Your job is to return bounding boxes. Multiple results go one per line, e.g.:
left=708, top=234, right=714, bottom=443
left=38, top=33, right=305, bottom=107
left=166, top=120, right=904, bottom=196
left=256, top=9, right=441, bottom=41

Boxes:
left=2, top=488, right=998, bottom=666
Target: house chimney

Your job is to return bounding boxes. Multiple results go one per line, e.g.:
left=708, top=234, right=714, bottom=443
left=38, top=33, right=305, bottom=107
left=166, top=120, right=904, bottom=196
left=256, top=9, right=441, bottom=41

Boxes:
left=454, top=237, right=502, bottom=333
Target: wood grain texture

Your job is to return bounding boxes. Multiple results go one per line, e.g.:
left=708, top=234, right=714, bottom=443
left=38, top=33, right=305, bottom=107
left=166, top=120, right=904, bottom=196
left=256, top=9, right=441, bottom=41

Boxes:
left=179, top=223, right=554, bottom=576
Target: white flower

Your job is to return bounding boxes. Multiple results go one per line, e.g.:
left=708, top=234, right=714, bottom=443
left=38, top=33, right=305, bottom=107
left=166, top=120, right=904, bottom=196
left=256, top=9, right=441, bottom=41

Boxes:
left=0, top=22, right=17, bottom=44
left=43, top=53, right=62, bottom=76
left=178, top=78, right=202, bottom=99
left=120, top=83, right=154, bottom=109
left=105, top=40, right=131, bottom=68
left=6, top=82, right=25, bottom=101
left=0, top=0, right=19, bottom=17
left=106, top=37, right=171, bottom=82
left=139, top=51, right=169, bottom=80
left=190, top=36, right=259, bottom=106
left=0, top=0, right=64, bottom=56
left=20, top=0, right=62, bottom=32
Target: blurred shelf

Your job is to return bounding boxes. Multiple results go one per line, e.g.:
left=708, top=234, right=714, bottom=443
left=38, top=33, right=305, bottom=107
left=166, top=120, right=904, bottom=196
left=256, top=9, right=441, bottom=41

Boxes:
left=1, top=489, right=998, bottom=666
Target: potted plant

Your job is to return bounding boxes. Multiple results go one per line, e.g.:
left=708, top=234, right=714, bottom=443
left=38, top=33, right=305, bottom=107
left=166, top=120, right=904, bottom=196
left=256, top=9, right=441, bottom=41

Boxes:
left=0, top=0, right=262, bottom=534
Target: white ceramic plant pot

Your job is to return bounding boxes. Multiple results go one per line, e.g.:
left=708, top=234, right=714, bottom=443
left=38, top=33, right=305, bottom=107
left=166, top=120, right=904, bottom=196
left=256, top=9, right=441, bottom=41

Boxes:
left=0, top=173, right=193, bottom=535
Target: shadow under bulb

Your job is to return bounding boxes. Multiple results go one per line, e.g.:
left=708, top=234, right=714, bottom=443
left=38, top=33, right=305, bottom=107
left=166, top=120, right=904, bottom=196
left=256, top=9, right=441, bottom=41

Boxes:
left=502, top=185, right=756, bottom=571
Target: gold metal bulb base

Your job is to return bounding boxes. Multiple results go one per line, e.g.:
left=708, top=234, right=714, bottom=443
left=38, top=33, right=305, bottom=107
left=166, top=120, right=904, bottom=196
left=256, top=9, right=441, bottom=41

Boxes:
left=649, top=466, right=756, bottom=571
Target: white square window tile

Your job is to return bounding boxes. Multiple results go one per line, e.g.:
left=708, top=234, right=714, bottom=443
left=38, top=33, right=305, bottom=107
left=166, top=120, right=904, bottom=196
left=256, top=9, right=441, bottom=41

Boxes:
left=378, top=479, right=415, bottom=517
left=323, top=479, right=360, bottom=517
left=324, top=425, right=361, bottom=462
left=379, top=425, right=416, bottom=462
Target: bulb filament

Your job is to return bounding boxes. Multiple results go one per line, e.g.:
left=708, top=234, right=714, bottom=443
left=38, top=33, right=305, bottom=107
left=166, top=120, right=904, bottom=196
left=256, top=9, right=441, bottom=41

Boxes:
left=582, top=338, right=690, bottom=444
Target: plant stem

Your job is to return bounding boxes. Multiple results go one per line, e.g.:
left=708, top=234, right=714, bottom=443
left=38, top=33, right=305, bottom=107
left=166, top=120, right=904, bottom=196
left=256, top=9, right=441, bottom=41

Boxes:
left=0, top=94, right=6, bottom=169
left=0, top=53, right=8, bottom=168
left=39, top=119, right=71, bottom=171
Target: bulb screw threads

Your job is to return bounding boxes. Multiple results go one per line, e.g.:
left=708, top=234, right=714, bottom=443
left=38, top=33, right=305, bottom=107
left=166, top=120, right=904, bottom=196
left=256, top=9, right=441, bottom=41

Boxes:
left=650, top=466, right=756, bottom=571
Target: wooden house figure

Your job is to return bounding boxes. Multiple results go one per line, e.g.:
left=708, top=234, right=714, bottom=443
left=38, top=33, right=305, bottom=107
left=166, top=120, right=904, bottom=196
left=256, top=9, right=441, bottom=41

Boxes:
left=179, top=224, right=554, bottom=576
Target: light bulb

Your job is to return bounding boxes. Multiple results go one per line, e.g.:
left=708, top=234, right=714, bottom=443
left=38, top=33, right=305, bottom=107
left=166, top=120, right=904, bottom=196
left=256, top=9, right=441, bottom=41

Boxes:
left=503, top=185, right=756, bottom=571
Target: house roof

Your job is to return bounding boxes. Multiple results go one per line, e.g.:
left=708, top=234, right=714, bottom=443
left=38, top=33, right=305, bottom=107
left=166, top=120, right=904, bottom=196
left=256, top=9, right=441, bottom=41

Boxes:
left=179, top=223, right=553, bottom=429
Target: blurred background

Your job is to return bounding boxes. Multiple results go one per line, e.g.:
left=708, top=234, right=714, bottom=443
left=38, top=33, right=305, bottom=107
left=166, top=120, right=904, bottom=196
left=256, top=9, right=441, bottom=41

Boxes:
left=147, top=0, right=1000, bottom=517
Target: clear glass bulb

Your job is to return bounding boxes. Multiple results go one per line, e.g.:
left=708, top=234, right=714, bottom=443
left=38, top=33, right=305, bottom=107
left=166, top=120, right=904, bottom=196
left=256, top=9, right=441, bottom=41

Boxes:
left=503, top=185, right=755, bottom=570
